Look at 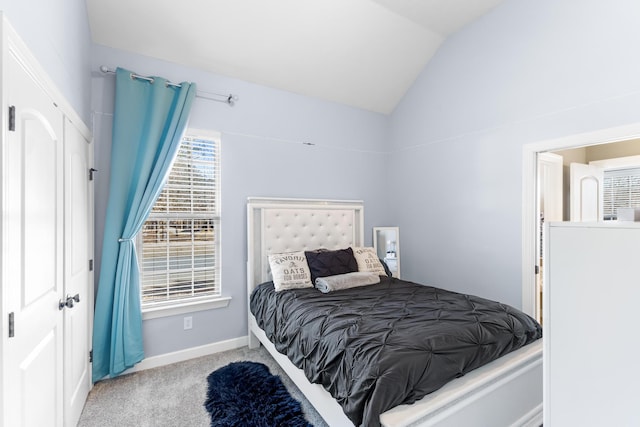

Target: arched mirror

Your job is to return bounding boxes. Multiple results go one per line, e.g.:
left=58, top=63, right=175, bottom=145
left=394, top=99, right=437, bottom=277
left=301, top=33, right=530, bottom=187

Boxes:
left=373, top=227, right=400, bottom=278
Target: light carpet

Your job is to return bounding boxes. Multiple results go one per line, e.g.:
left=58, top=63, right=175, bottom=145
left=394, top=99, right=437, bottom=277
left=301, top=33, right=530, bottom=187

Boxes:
left=78, top=346, right=328, bottom=427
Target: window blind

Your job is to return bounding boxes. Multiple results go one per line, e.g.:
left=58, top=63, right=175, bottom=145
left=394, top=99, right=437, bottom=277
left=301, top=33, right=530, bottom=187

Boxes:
left=140, top=136, right=221, bottom=307
left=603, top=167, right=640, bottom=220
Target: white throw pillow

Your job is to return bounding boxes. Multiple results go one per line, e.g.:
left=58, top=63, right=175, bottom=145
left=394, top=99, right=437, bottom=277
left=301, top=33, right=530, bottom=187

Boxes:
left=351, top=247, right=387, bottom=276
left=267, top=251, right=313, bottom=291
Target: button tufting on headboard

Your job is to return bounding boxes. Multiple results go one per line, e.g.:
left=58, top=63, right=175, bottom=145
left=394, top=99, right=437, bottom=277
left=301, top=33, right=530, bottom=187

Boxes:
left=263, top=208, right=356, bottom=254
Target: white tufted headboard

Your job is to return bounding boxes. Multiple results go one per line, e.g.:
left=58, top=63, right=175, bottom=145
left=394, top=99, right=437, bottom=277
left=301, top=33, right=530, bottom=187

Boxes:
left=246, top=197, right=364, bottom=294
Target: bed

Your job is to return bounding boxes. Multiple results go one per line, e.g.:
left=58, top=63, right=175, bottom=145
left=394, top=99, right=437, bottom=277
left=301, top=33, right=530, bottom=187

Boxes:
left=246, top=197, right=543, bottom=427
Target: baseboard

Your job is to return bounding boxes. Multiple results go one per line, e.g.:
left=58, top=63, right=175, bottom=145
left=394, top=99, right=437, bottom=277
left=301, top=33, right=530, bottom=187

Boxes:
left=511, top=403, right=543, bottom=427
left=122, top=336, right=248, bottom=375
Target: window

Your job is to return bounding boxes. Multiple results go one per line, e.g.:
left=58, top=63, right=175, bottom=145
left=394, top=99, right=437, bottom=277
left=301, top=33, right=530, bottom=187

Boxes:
left=139, top=131, right=222, bottom=313
left=603, top=167, right=640, bottom=220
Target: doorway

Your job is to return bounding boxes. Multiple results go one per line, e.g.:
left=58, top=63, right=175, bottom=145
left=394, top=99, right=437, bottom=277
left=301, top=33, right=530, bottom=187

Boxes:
left=522, top=123, right=640, bottom=322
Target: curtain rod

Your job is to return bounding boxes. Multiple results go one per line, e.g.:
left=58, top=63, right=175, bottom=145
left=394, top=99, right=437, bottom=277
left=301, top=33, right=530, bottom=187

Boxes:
left=99, top=66, right=238, bottom=106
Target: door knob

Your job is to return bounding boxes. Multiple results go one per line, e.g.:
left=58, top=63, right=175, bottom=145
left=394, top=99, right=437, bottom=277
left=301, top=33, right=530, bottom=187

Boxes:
left=58, top=294, right=80, bottom=310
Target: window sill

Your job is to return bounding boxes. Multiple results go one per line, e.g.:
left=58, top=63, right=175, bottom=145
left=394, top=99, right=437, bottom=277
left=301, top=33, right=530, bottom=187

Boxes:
left=142, top=296, right=232, bottom=320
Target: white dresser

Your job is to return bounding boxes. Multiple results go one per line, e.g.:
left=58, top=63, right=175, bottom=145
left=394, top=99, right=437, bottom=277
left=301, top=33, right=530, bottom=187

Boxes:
left=544, top=222, right=640, bottom=426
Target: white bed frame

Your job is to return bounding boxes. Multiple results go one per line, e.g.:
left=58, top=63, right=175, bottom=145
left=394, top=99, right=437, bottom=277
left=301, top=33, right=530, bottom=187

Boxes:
left=246, top=197, right=543, bottom=427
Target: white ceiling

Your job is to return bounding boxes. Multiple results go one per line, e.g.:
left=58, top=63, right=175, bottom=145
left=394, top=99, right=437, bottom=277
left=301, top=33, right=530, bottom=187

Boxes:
left=86, top=0, right=505, bottom=114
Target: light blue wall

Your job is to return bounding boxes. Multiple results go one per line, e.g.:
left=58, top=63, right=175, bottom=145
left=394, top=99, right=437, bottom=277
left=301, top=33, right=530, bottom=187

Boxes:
left=91, top=45, right=391, bottom=357
left=10, top=0, right=640, bottom=360
left=389, top=0, right=640, bottom=307
left=0, top=1, right=92, bottom=123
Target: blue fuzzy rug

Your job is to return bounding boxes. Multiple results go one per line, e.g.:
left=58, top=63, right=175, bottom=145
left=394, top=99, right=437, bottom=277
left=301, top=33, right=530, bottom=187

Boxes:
left=204, top=361, right=313, bottom=427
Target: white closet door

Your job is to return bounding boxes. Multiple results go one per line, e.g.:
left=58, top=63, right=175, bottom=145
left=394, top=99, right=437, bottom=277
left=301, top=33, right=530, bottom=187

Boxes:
left=538, top=152, right=563, bottom=222
left=570, top=163, right=604, bottom=221
left=4, top=51, right=65, bottom=427
left=63, top=118, right=92, bottom=427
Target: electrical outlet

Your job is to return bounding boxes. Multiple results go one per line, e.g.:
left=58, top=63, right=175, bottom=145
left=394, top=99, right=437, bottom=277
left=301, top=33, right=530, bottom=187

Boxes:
left=183, top=316, right=193, bottom=330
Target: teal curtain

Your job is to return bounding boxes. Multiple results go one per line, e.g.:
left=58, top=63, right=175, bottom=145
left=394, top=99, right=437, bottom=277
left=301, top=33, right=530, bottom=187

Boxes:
left=92, top=68, right=196, bottom=382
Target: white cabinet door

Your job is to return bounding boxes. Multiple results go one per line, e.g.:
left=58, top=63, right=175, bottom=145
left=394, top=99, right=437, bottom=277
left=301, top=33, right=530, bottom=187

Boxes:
left=4, top=50, right=65, bottom=427
left=63, top=118, right=92, bottom=427
left=544, top=223, right=640, bottom=426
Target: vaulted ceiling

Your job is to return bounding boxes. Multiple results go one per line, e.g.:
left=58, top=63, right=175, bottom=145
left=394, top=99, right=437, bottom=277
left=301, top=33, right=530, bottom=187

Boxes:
left=86, top=0, right=506, bottom=114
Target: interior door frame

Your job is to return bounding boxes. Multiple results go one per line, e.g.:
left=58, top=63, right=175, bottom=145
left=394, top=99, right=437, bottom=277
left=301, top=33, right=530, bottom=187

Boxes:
left=521, top=122, right=640, bottom=318
left=535, top=152, right=563, bottom=322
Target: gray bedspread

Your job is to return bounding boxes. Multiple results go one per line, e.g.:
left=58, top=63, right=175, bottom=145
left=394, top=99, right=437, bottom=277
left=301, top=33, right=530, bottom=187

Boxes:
left=249, top=277, right=542, bottom=427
